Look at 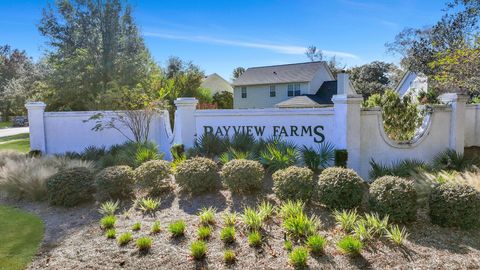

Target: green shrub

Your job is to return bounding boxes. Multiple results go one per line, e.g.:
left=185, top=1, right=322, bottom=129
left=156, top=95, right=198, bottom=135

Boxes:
left=259, top=143, right=299, bottom=172
left=197, top=226, right=212, bottom=240
left=369, top=176, right=417, bottom=222
left=301, top=142, right=335, bottom=172
left=220, top=159, right=264, bottom=193
left=136, top=237, right=152, bottom=252
left=223, top=249, right=236, bottom=264
left=117, top=232, right=132, bottom=246
left=334, top=149, right=348, bottom=167
left=272, top=166, right=314, bottom=201
left=198, top=207, right=216, bottom=225
left=46, top=167, right=95, bottom=207
left=306, top=234, right=327, bottom=254
left=105, top=229, right=116, bottom=239
left=151, top=221, right=161, bottom=234
left=316, top=167, right=365, bottom=209
left=337, top=235, right=363, bottom=256
left=134, top=160, right=171, bottom=195
left=190, top=240, right=207, bottom=260
left=220, top=226, right=236, bottom=243
left=100, top=215, right=116, bottom=229
left=94, top=141, right=162, bottom=169
left=369, top=158, right=429, bottom=179
left=289, top=247, right=309, bottom=268
left=95, top=165, right=135, bottom=201
left=174, top=157, right=219, bottom=194
left=247, top=230, right=262, bottom=247
left=169, top=220, right=186, bottom=237
left=429, top=183, right=480, bottom=229
left=213, top=91, right=233, bottom=109
left=131, top=222, right=141, bottom=231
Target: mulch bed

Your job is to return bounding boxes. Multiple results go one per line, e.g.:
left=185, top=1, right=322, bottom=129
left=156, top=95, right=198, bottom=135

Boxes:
left=1, top=185, right=480, bottom=270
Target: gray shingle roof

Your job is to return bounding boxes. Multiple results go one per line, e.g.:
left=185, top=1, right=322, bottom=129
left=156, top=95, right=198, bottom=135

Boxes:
left=275, top=81, right=337, bottom=108
left=232, top=61, right=327, bottom=86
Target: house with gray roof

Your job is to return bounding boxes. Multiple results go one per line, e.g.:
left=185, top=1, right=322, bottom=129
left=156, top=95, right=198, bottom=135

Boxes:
left=232, top=61, right=336, bottom=109
left=200, top=73, right=233, bottom=96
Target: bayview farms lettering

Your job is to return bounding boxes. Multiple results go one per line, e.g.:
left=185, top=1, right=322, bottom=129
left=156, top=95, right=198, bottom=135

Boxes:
left=203, top=125, right=325, bottom=143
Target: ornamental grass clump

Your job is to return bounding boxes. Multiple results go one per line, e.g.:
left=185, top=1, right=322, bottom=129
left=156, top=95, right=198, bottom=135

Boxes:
left=117, top=232, right=132, bottom=246
left=289, top=247, right=309, bottom=268
left=220, top=159, right=264, bottom=193
left=190, top=240, right=207, bottom=260
left=100, top=215, right=116, bottom=230
left=105, top=229, right=116, bottom=239
left=284, top=240, right=293, bottom=251
left=333, top=209, right=358, bottom=233
left=247, top=230, right=262, bottom=247
left=257, top=201, right=275, bottom=221
left=137, top=197, right=160, bottom=214
left=242, top=207, right=263, bottom=231
left=174, top=157, right=219, bottom=194
left=198, top=207, right=216, bottom=225
left=363, top=213, right=389, bottom=237
left=197, top=226, right=212, bottom=240
left=428, top=183, right=480, bottom=229
left=282, top=213, right=319, bottom=239
left=134, top=160, right=171, bottom=195
left=169, top=220, right=186, bottom=237
left=136, top=237, right=152, bottom=253
left=99, top=200, right=119, bottom=216
left=337, top=235, right=363, bottom=256
left=317, top=167, right=365, bottom=209
left=151, top=221, right=161, bottom=234
left=306, top=234, right=327, bottom=255
left=278, top=200, right=305, bottom=220
left=386, top=225, right=409, bottom=245
left=369, top=176, right=417, bottom=222
left=273, top=166, right=315, bottom=201
left=220, top=226, right=236, bottom=243
left=353, top=220, right=374, bottom=242
left=222, top=212, right=238, bottom=227
left=95, top=165, right=135, bottom=201
left=223, top=250, right=236, bottom=264
left=131, top=222, right=141, bottom=231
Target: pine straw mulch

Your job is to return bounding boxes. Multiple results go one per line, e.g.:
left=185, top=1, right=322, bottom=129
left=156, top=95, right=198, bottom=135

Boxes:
left=1, top=186, right=480, bottom=270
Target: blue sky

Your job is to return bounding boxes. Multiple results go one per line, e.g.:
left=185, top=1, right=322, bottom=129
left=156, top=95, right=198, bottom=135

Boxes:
left=0, top=0, right=446, bottom=80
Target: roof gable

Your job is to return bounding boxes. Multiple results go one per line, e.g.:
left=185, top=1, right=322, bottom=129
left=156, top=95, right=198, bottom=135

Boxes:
left=232, top=61, right=327, bottom=86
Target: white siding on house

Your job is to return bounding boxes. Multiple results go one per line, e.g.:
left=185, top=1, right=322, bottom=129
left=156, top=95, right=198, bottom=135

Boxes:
left=233, top=83, right=309, bottom=109
left=308, top=64, right=335, bottom=94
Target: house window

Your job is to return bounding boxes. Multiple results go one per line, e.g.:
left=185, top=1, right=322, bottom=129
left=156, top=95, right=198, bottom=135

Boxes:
left=270, top=85, right=276, bottom=97
left=241, top=87, right=247, bottom=98
left=288, top=84, right=294, bottom=96
left=294, top=83, right=301, bottom=96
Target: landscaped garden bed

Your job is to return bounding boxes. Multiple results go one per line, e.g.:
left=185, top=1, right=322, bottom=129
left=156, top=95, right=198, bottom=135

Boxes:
left=0, top=136, right=479, bottom=269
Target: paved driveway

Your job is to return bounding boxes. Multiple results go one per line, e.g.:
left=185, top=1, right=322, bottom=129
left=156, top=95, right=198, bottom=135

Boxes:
left=0, top=127, right=29, bottom=137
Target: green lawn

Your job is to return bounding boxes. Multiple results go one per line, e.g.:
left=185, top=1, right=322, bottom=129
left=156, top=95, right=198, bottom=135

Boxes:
left=0, top=133, right=30, bottom=153
left=0, top=205, right=44, bottom=270
left=0, top=121, right=12, bottom=129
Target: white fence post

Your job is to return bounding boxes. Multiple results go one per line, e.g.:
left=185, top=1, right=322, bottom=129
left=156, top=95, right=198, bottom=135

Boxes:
left=332, top=72, right=363, bottom=173
left=25, top=102, right=46, bottom=153
left=439, top=93, right=468, bottom=154
left=173, top=97, right=198, bottom=148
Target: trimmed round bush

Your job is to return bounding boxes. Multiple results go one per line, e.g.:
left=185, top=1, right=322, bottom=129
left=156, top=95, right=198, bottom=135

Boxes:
left=220, top=159, right=264, bottom=193
left=272, top=166, right=314, bottom=201
left=369, top=176, right=417, bottom=222
left=429, top=183, right=480, bottom=229
left=95, top=165, right=135, bottom=201
left=134, top=160, right=172, bottom=195
left=316, top=167, right=365, bottom=209
left=46, top=167, right=95, bottom=207
left=175, top=157, right=219, bottom=194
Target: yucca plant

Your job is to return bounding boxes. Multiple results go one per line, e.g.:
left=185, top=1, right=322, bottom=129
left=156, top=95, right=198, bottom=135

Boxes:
left=301, top=142, right=335, bottom=172
left=386, top=225, right=409, bottom=245
left=117, top=232, right=132, bottom=246
left=247, top=230, right=262, bottom=247
left=151, top=221, right=161, bottom=234
left=198, top=207, right=217, bottom=225
left=191, top=133, right=230, bottom=158
left=242, top=207, right=263, bottom=231
left=257, top=201, right=275, bottom=221
left=289, top=247, right=309, bottom=268
left=137, top=197, right=160, bottom=213
left=197, top=226, right=212, bottom=240
left=99, top=200, right=119, bottom=216
left=259, top=142, right=299, bottom=172
left=282, top=213, right=319, bottom=239
left=333, top=209, right=358, bottom=233
left=220, top=226, right=236, bottom=243
left=230, top=132, right=257, bottom=152
left=222, top=211, right=238, bottom=227
left=135, top=147, right=162, bottom=167
left=190, top=240, right=207, bottom=260
left=100, top=215, right=117, bottom=230
left=337, top=236, right=363, bottom=256
left=306, top=234, right=327, bottom=254
left=278, top=200, right=305, bottom=220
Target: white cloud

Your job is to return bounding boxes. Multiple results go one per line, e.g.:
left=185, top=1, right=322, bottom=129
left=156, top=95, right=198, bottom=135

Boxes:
left=144, top=31, right=358, bottom=59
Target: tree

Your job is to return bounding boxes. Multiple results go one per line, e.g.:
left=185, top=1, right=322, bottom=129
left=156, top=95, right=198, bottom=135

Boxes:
left=213, top=91, right=233, bottom=109
left=348, top=61, right=402, bottom=98
left=38, top=0, right=157, bottom=111
left=305, top=45, right=345, bottom=75
left=232, top=67, right=245, bottom=80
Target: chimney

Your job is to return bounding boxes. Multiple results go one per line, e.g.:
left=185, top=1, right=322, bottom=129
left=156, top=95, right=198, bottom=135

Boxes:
left=337, top=71, right=352, bottom=95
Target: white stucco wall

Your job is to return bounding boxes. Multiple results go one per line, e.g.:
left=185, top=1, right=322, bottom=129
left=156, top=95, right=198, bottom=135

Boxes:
left=233, top=83, right=309, bottom=109
left=41, top=110, right=173, bottom=158
left=465, top=104, right=480, bottom=147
